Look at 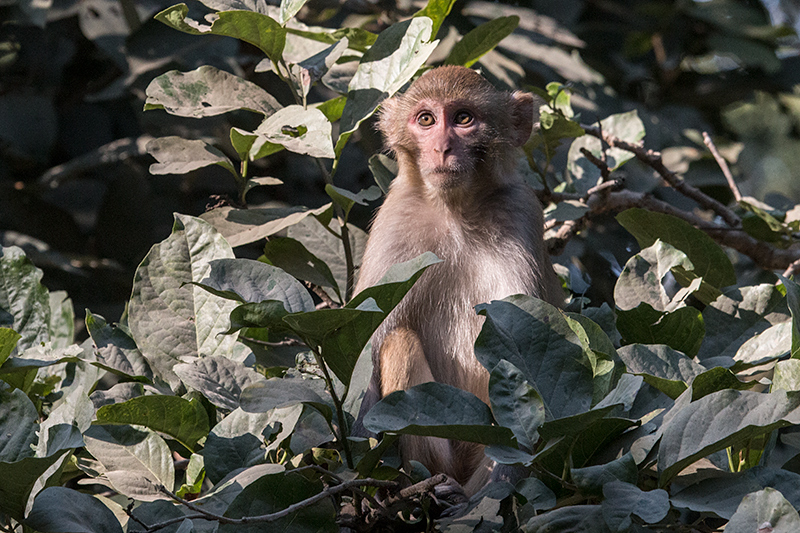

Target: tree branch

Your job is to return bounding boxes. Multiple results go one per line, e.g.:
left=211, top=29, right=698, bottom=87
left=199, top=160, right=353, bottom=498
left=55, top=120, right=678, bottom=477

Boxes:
left=702, top=131, right=742, bottom=203
left=581, top=124, right=741, bottom=228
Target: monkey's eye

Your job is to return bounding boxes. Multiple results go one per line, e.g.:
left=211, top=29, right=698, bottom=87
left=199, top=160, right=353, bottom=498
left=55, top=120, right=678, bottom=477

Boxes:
left=417, top=112, right=435, bottom=127
left=454, top=111, right=473, bottom=126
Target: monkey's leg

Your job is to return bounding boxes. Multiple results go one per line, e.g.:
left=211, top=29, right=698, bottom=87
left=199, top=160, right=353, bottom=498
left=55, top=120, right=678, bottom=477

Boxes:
left=379, top=328, right=455, bottom=478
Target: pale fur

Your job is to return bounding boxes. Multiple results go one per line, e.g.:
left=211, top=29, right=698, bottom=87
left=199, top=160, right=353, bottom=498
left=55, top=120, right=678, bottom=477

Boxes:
left=354, top=66, right=562, bottom=492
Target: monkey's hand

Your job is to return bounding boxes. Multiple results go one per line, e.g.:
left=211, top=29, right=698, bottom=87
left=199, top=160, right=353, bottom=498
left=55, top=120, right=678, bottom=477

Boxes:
left=432, top=475, right=469, bottom=517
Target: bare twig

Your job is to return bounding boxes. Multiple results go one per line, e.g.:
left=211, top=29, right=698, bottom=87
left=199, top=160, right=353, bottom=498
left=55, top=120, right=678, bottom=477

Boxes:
left=702, top=131, right=742, bottom=202
left=580, top=147, right=610, bottom=182
left=305, top=282, right=339, bottom=309
left=581, top=124, right=741, bottom=228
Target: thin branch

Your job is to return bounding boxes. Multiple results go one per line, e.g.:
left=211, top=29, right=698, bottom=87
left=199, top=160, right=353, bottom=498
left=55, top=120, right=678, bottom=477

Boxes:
left=157, top=478, right=397, bottom=529
left=702, top=131, right=742, bottom=203
left=579, top=189, right=800, bottom=271
left=581, top=124, right=741, bottom=228
left=783, top=257, right=800, bottom=279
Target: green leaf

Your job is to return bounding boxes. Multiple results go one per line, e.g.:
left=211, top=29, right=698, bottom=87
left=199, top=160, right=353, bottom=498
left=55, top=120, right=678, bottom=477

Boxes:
left=239, top=378, right=332, bottom=420
left=616, top=303, right=705, bottom=358
left=201, top=204, right=331, bottom=248
left=726, top=488, right=800, bottom=533
left=601, top=481, right=669, bottom=529
left=616, top=344, right=704, bottom=399
left=279, top=0, right=309, bottom=25
left=174, top=357, right=266, bottom=410
left=86, top=312, right=152, bottom=381
left=524, top=505, right=607, bottom=532
left=773, top=359, right=800, bottom=391
left=0, top=246, right=50, bottom=352
left=0, top=451, right=71, bottom=520
left=286, top=216, right=367, bottom=302
left=698, top=284, right=789, bottom=364
left=249, top=105, right=334, bottom=159
left=475, top=296, right=595, bottom=420
left=338, top=17, right=438, bottom=144
left=363, top=381, right=515, bottom=446
left=262, top=237, right=341, bottom=301
left=444, top=16, right=519, bottom=68
left=316, top=252, right=440, bottom=386
left=735, top=320, right=792, bottom=367
left=204, top=409, right=297, bottom=483
left=691, top=366, right=756, bottom=401
left=144, top=66, right=281, bottom=117
left=27, top=486, right=124, bottom=533
left=47, top=291, right=74, bottom=349
left=779, top=275, right=800, bottom=359
left=146, top=136, right=237, bottom=178
left=325, top=184, right=381, bottom=219
left=95, top=396, right=210, bottom=451
left=488, top=359, right=545, bottom=451
left=613, top=240, right=696, bottom=312
left=670, top=466, right=800, bottom=520
left=0, top=328, right=20, bottom=366
left=83, top=424, right=175, bottom=501
left=413, top=0, right=456, bottom=38
left=617, top=208, right=736, bottom=289
left=128, top=214, right=238, bottom=390
left=368, top=154, right=397, bottom=194
left=571, top=453, right=638, bottom=496
left=0, top=384, right=38, bottom=462
left=220, top=471, right=337, bottom=532
left=155, top=5, right=286, bottom=64
left=567, top=110, right=644, bottom=195
left=200, top=258, right=315, bottom=313
left=658, top=389, right=800, bottom=485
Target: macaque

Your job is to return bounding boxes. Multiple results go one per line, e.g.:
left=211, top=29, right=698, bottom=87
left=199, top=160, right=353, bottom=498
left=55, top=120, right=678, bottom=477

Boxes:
left=355, top=66, right=562, bottom=496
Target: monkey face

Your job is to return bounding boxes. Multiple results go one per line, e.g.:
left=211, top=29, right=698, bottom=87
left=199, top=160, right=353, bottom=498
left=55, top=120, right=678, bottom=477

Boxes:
left=407, top=100, right=491, bottom=188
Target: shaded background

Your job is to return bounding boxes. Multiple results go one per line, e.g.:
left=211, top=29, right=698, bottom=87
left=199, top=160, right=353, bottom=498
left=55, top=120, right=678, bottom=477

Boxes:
left=2, top=0, right=799, bottom=334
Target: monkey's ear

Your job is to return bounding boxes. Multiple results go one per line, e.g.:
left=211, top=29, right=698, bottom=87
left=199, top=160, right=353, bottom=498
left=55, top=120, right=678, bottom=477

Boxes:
left=510, top=91, right=536, bottom=147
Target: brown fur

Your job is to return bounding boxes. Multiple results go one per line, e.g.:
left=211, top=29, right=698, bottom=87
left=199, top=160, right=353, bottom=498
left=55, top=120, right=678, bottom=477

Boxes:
left=355, top=66, right=562, bottom=492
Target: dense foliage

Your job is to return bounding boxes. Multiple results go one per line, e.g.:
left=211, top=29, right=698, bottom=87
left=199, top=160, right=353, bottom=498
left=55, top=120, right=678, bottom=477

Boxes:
left=3, top=0, right=800, bottom=531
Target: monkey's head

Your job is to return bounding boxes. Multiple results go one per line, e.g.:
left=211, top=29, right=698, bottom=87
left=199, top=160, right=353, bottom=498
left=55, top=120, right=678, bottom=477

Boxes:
left=378, top=66, right=535, bottom=190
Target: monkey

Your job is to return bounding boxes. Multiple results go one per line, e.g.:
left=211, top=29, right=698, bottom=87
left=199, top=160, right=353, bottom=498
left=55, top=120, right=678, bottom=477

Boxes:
left=354, top=65, right=562, bottom=496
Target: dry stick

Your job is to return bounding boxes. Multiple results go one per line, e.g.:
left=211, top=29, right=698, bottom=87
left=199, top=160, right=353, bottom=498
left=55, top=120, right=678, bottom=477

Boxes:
left=581, top=124, right=742, bottom=228
left=702, top=131, right=742, bottom=203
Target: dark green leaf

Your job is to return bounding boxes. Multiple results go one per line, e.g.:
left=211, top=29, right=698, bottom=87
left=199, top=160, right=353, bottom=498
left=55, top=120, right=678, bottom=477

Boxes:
left=156, top=5, right=286, bottom=64
left=0, top=246, right=50, bottom=352
left=617, top=208, right=736, bottom=289
left=220, top=471, right=337, bottom=532
left=96, top=396, right=210, bottom=451
left=617, top=344, right=704, bottom=399
left=445, top=16, right=519, bottom=68
left=489, top=359, right=545, bottom=451
left=363, top=382, right=515, bottom=446
left=27, top=486, right=123, bottom=533
left=659, top=389, right=800, bottom=485
left=475, top=296, right=595, bottom=420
